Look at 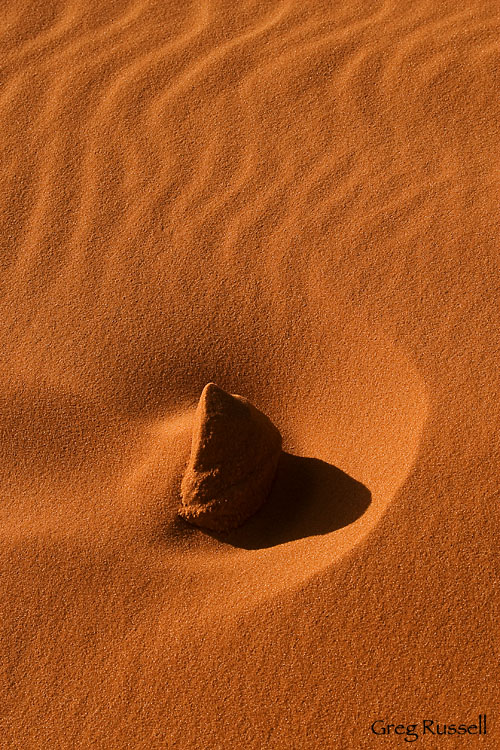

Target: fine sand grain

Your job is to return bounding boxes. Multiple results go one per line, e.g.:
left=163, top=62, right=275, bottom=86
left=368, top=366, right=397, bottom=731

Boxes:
left=0, top=0, right=498, bottom=747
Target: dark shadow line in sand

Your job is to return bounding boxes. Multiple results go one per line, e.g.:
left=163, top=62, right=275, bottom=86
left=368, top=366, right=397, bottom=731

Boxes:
left=203, top=451, right=371, bottom=550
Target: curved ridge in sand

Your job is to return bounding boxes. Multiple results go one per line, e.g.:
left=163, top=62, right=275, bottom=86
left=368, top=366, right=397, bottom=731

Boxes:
left=117, top=314, right=429, bottom=615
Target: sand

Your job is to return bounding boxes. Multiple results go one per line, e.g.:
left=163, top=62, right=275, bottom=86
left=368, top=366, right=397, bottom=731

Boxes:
left=0, top=0, right=498, bottom=747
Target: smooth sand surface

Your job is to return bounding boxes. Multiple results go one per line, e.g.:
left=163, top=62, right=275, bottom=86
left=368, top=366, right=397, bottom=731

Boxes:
left=0, top=1, right=498, bottom=747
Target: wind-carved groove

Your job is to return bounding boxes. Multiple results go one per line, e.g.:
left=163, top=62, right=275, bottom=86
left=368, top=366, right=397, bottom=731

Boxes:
left=124, top=0, right=296, bottom=259
left=145, top=0, right=295, bottom=124
left=165, top=0, right=398, bottom=263
left=67, top=0, right=213, bottom=279
left=2, top=0, right=146, bottom=69
left=0, top=0, right=496, bottom=334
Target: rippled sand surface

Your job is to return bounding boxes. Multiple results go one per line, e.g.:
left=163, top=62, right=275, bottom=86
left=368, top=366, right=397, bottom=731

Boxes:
left=0, top=1, right=498, bottom=747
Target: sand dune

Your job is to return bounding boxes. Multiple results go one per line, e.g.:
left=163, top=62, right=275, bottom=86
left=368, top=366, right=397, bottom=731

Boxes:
left=0, top=0, right=498, bottom=747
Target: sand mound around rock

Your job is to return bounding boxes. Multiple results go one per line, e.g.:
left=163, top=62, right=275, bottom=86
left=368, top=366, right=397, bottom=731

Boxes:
left=178, top=383, right=282, bottom=531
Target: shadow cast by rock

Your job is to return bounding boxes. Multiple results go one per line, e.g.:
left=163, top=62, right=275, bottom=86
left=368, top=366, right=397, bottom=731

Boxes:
left=204, top=451, right=371, bottom=549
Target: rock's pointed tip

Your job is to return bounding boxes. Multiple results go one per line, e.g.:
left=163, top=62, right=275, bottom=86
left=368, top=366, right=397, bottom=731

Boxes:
left=202, top=381, right=218, bottom=391
left=197, top=382, right=239, bottom=416
left=200, top=382, right=224, bottom=399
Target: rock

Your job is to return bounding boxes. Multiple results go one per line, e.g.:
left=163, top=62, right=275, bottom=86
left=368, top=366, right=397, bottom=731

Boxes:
left=178, top=383, right=282, bottom=531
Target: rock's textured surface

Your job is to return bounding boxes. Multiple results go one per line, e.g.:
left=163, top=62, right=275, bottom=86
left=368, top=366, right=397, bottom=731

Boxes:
left=178, top=383, right=282, bottom=531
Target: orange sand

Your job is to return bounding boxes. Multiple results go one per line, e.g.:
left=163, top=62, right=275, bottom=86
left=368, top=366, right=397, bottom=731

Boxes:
left=0, top=1, right=498, bottom=747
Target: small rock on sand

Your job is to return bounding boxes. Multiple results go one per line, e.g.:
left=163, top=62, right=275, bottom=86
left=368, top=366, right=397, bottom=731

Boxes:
left=178, top=383, right=282, bottom=532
